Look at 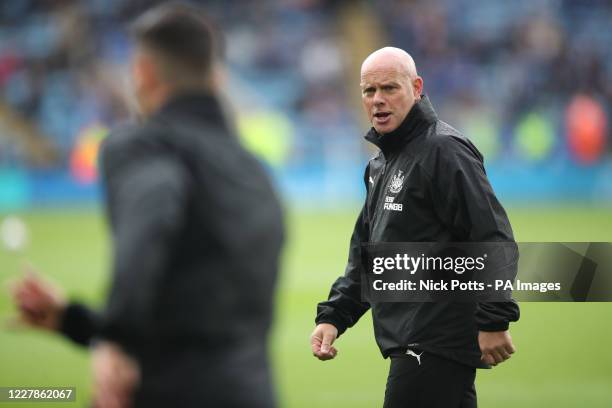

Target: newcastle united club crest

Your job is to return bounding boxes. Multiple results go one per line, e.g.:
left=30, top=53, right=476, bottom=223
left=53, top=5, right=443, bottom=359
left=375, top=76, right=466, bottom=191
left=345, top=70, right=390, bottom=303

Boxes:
left=388, top=170, right=404, bottom=194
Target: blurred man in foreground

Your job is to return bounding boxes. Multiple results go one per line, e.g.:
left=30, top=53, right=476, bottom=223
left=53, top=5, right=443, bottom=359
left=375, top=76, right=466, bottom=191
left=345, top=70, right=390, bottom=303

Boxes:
left=310, top=47, right=519, bottom=407
left=11, top=4, right=284, bottom=407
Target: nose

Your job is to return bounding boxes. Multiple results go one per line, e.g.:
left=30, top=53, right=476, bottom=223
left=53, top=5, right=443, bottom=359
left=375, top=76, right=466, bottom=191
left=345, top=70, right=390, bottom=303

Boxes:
left=373, top=89, right=386, bottom=107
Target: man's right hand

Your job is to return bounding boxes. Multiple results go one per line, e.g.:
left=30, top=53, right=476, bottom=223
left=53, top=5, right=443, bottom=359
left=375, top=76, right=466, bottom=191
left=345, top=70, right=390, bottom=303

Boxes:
left=8, top=268, right=67, bottom=332
left=92, top=342, right=140, bottom=408
left=310, top=323, right=339, bottom=361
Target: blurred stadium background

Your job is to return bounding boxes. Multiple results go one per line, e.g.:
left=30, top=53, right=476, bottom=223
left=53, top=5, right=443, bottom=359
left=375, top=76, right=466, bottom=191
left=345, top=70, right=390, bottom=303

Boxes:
left=0, top=0, right=611, bottom=407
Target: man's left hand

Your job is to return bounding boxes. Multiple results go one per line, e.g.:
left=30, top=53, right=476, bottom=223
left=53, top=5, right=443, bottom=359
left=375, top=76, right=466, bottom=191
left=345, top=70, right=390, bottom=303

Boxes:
left=92, top=342, right=140, bottom=408
left=478, top=330, right=515, bottom=366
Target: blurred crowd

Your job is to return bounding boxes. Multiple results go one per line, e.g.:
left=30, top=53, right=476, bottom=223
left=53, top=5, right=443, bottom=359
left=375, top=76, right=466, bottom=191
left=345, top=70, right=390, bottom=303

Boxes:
left=0, top=0, right=610, bottom=173
left=379, top=0, right=611, bottom=164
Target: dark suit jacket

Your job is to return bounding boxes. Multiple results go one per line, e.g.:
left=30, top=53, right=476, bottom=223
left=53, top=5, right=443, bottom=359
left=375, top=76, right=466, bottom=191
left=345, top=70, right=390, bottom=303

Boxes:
left=61, top=92, right=284, bottom=407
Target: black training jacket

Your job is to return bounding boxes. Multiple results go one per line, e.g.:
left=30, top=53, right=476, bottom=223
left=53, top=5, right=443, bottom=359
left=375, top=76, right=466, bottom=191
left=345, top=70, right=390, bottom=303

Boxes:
left=316, top=95, right=519, bottom=368
left=60, top=92, right=284, bottom=407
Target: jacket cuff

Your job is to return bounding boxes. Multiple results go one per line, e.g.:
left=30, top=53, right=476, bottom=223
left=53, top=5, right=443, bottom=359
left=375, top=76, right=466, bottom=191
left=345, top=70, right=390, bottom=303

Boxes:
left=478, top=321, right=510, bottom=332
left=59, top=302, right=98, bottom=346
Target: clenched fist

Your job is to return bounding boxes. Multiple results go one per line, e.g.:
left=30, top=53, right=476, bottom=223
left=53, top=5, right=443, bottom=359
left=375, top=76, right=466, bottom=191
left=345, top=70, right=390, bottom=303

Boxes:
left=310, top=323, right=339, bottom=361
left=479, top=330, right=516, bottom=366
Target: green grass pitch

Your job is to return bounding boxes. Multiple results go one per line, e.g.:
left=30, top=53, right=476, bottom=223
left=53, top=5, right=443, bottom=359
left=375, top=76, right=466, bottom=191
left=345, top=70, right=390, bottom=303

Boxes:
left=1, top=206, right=611, bottom=407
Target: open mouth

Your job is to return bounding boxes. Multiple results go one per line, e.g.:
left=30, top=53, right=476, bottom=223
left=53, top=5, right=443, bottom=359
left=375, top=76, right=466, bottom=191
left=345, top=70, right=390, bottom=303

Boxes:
left=373, top=112, right=391, bottom=123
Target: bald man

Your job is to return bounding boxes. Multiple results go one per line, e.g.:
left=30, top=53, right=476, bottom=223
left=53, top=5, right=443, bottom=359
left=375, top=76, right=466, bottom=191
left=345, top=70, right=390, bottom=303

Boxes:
left=310, top=47, right=519, bottom=407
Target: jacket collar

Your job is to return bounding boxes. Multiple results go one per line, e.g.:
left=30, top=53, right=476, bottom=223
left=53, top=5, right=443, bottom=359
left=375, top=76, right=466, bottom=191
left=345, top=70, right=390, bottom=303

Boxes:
left=153, top=90, right=228, bottom=130
left=364, top=94, right=437, bottom=156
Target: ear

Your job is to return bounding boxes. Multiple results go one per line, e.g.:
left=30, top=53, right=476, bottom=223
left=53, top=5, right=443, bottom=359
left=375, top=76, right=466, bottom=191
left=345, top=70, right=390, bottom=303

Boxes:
left=209, top=62, right=227, bottom=90
left=413, top=76, right=424, bottom=97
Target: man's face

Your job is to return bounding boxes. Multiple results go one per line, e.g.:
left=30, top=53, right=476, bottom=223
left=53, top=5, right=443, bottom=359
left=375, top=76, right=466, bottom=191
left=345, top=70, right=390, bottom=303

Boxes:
left=130, top=47, right=165, bottom=116
left=360, top=67, right=421, bottom=134
left=131, top=49, right=150, bottom=115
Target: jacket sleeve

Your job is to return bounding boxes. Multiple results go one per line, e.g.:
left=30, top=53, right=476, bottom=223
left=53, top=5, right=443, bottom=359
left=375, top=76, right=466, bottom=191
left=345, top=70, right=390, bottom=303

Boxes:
left=98, top=132, right=191, bottom=347
left=315, top=169, right=371, bottom=336
left=59, top=301, right=102, bottom=347
left=430, top=136, right=520, bottom=331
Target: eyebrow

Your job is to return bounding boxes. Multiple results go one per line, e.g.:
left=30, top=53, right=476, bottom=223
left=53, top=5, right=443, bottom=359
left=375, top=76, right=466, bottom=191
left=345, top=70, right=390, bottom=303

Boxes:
left=360, top=81, right=401, bottom=89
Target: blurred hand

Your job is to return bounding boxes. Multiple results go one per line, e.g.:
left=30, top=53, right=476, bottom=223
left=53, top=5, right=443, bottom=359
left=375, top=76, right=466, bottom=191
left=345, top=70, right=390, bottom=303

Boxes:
left=92, top=342, right=140, bottom=408
left=479, top=330, right=515, bottom=366
left=310, top=323, right=339, bottom=361
left=8, top=267, right=67, bottom=331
